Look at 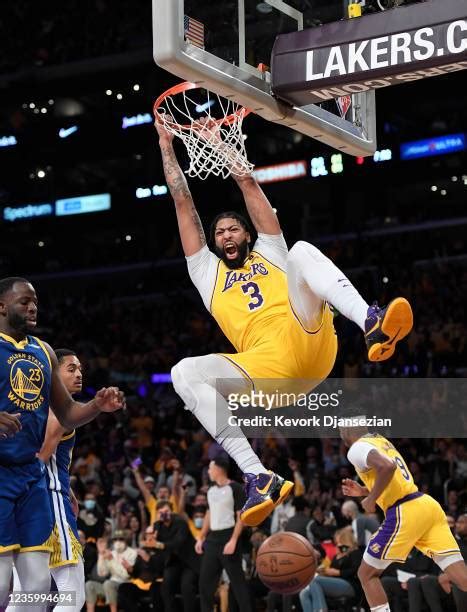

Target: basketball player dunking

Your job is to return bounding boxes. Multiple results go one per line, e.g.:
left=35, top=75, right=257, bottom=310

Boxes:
left=155, top=120, right=413, bottom=527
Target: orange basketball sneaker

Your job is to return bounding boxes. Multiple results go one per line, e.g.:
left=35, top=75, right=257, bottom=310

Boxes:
left=240, top=472, right=294, bottom=527
left=365, top=297, right=413, bottom=362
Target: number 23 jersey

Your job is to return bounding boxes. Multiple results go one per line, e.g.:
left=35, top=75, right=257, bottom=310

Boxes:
left=0, top=333, right=51, bottom=463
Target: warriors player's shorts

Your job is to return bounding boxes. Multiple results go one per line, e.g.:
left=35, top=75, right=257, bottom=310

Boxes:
left=48, top=489, right=82, bottom=568
left=220, top=301, right=337, bottom=395
left=0, top=461, right=53, bottom=553
left=365, top=492, right=461, bottom=570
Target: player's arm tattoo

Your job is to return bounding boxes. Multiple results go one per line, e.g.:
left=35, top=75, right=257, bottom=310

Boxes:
left=160, top=144, right=206, bottom=248
left=160, top=144, right=191, bottom=200
left=188, top=200, right=206, bottom=247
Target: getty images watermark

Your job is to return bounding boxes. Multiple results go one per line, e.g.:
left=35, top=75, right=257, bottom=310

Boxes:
left=215, top=379, right=467, bottom=438
left=226, top=389, right=391, bottom=430
left=228, top=389, right=342, bottom=411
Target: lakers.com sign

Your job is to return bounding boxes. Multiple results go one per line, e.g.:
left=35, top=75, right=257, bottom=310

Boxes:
left=271, top=0, right=467, bottom=105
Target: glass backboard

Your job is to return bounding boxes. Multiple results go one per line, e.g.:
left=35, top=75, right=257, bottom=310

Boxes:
left=153, top=0, right=377, bottom=156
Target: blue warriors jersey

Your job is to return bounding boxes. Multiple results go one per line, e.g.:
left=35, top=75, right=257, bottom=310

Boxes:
left=0, top=333, right=51, bottom=464
left=46, top=430, right=82, bottom=568
left=46, top=430, right=75, bottom=493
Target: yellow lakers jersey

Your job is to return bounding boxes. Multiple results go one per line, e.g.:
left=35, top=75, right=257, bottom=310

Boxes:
left=211, top=250, right=288, bottom=353
left=354, top=435, right=418, bottom=513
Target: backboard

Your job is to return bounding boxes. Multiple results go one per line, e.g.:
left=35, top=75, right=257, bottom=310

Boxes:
left=152, top=0, right=377, bottom=157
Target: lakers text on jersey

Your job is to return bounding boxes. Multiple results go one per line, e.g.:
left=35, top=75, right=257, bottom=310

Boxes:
left=211, top=251, right=337, bottom=392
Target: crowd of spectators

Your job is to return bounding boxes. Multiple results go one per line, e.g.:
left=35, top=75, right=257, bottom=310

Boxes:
left=2, top=1, right=465, bottom=608
left=26, top=240, right=464, bottom=610
left=1, top=180, right=465, bottom=611
left=70, top=416, right=466, bottom=611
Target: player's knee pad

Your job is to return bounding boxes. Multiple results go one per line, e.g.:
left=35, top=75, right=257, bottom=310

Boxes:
left=171, top=357, right=200, bottom=411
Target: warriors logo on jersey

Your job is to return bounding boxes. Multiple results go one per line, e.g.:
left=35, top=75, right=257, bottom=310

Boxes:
left=0, top=334, right=51, bottom=463
left=9, top=355, right=45, bottom=406
left=0, top=333, right=53, bottom=553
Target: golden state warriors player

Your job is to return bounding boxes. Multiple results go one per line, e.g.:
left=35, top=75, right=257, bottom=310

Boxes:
left=37, top=350, right=84, bottom=609
left=341, top=423, right=467, bottom=612
left=155, top=120, right=413, bottom=527
left=0, top=277, right=124, bottom=612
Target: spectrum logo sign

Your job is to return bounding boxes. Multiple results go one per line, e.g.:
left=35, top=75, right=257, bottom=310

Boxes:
left=3, top=193, right=111, bottom=222
left=3, top=203, right=53, bottom=222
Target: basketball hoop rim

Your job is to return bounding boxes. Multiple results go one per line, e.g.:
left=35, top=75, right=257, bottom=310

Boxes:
left=153, top=81, right=251, bottom=130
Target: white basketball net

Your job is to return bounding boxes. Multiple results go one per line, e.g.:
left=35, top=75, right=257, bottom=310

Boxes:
left=155, top=89, right=254, bottom=180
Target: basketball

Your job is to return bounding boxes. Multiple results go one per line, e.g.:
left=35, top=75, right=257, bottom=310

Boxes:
left=256, top=532, right=317, bottom=595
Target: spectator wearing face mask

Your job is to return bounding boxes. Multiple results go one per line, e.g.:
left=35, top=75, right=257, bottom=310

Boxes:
left=187, top=505, right=208, bottom=541
left=153, top=500, right=200, bottom=612
left=85, top=530, right=137, bottom=612
left=78, top=493, right=105, bottom=539
left=176, top=476, right=207, bottom=541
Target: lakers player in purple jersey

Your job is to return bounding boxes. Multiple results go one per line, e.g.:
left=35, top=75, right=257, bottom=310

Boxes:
left=341, top=422, right=467, bottom=612
left=156, top=119, right=413, bottom=527
left=0, top=277, right=125, bottom=612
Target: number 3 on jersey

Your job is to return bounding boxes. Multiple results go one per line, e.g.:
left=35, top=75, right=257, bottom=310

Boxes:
left=241, top=282, right=264, bottom=311
left=395, top=456, right=412, bottom=481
